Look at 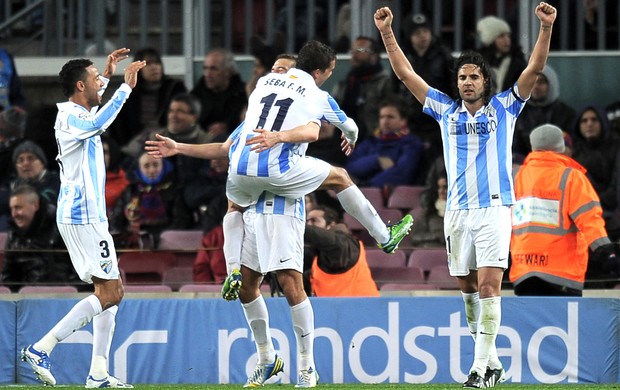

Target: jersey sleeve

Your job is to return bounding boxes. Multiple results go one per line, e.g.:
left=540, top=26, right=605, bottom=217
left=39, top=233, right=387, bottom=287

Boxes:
left=321, top=93, right=358, bottom=145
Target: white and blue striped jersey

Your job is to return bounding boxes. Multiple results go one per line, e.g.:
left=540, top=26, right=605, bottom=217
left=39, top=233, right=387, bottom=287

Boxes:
left=423, top=85, right=526, bottom=210
left=252, top=191, right=306, bottom=221
left=229, top=68, right=328, bottom=178
left=55, top=83, right=132, bottom=224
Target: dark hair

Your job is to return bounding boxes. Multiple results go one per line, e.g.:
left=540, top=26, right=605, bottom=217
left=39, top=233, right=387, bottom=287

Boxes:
left=353, top=36, right=383, bottom=54
left=378, top=95, right=411, bottom=119
left=102, top=135, right=122, bottom=173
left=133, top=47, right=162, bottom=63
left=276, top=53, right=297, bottom=63
left=296, top=40, right=337, bottom=74
left=59, top=58, right=93, bottom=98
left=170, top=93, right=202, bottom=117
left=133, top=47, right=164, bottom=83
left=453, top=50, right=492, bottom=104
left=314, top=205, right=340, bottom=226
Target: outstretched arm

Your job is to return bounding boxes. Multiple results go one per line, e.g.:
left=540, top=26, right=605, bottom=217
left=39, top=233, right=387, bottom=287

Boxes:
left=374, top=7, right=430, bottom=104
left=145, top=133, right=232, bottom=160
left=517, top=2, right=557, bottom=99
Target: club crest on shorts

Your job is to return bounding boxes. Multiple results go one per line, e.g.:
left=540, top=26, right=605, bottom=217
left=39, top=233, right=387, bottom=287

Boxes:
left=100, top=259, right=112, bottom=273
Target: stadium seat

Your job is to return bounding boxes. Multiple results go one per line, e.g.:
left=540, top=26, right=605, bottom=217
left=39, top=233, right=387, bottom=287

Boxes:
left=371, top=266, right=425, bottom=287
left=162, top=267, right=194, bottom=291
left=0, top=232, right=6, bottom=273
left=0, top=286, right=11, bottom=294
left=179, top=284, right=222, bottom=293
left=380, top=283, right=439, bottom=291
left=387, top=185, right=426, bottom=211
left=365, top=249, right=407, bottom=269
left=359, top=186, right=385, bottom=210
left=158, top=230, right=203, bottom=267
left=119, top=251, right=176, bottom=284
left=124, top=285, right=173, bottom=293
left=19, top=285, right=78, bottom=294
left=407, top=248, right=448, bottom=278
left=427, top=265, right=458, bottom=289
left=342, top=214, right=375, bottom=246
left=378, top=208, right=403, bottom=225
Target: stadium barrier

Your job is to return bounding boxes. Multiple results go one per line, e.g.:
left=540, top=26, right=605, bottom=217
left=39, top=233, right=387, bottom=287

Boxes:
left=1, top=297, right=619, bottom=385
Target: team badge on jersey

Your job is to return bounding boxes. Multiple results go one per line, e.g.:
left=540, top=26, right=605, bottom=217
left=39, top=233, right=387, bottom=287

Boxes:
left=100, top=259, right=112, bottom=273
left=484, top=104, right=496, bottom=118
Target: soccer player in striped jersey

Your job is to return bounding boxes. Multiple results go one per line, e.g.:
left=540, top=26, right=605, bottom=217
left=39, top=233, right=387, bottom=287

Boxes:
left=146, top=45, right=413, bottom=387
left=21, top=49, right=145, bottom=388
left=375, top=3, right=556, bottom=388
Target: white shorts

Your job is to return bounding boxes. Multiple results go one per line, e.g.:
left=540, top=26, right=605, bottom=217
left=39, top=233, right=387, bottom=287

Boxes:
left=444, top=206, right=511, bottom=276
left=227, top=156, right=331, bottom=207
left=241, top=210, right=305, bottom=274
left=57, top=222, right=120, bottom=283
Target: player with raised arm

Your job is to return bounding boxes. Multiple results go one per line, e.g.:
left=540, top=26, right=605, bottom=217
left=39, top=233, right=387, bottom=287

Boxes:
left=21, top=49, right=145, bottom=388
left=375, top=2, right=556, bottom=388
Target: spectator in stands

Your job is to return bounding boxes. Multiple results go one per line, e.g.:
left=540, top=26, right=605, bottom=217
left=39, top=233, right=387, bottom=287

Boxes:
left=346, top=95, right=424, bottom=188
left=396, top=13, right=453, bottom=162
left=332, top=36, right=393, bottom=141
left=510, top=124, right=620, bottom=296
left=122, top=93, right=221, bottom=223
left=332, top=3, right=352, bottom=52
left=12, top=141, right=60, bottom=206
left=571, top=105, right=620, bottom=240
left=1, top=186, right=79, bottom=292
left=304, top=206, right=379, bottom=297
left=192, top=160, right=229, bottom=285
left=102, top=136, right=128, bottom=217
left=110, top=150, right=192, bottom=249
left=477, top=15, right=527, bottom=94
left=108, top=47, right=187, bottom=148
left=0, top=47, right=26, bottom=109
left=410, top=173, right=447, bottom=248
left=245, top=36, right=283, bottom=96
left=190, top=48, right=247, bottom=139
left=0, top=140, right=60, bottom=231
left=0, top=106, right=26, bottom=187
left=513, top=65, right=576, bottom=155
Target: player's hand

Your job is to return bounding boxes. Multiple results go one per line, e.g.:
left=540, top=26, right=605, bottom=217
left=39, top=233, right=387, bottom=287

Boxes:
left=246, top=128, right=279, bottom=152
left=145, top=133, right=178, bottom=158
left=340, top=134, right=355, bottom=156
left=124, top=60, right=147, bottom=89
left=535, top=2, right=557, bottom=26
left=374, top=7, right=394, bottom=32
left=103, top=48, right=130, bottom=78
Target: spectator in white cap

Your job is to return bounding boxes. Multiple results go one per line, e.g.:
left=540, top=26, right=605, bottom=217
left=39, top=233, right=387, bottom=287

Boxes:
left=477, top=15, right=527, bottom=94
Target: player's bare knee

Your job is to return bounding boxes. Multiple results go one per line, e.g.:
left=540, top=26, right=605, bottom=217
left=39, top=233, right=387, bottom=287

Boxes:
left=323, top=167, right=353, bottom=191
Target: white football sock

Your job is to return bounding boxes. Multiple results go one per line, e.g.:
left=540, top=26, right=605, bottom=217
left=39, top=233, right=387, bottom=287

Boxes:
left=337, top=186, right=389, bottom=244
left=223, top=211, right=243, bottom=273
left=243, top=295, right=275, bottom=364
left=35, top=294, right=102, bottom=354
left=462, top=292, right=480, bottom=340
left=471, top=296, right=501, bottom=375
left=290, top=298, right=315, bottom=370
left=89, top=305, right=118, bottom=378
